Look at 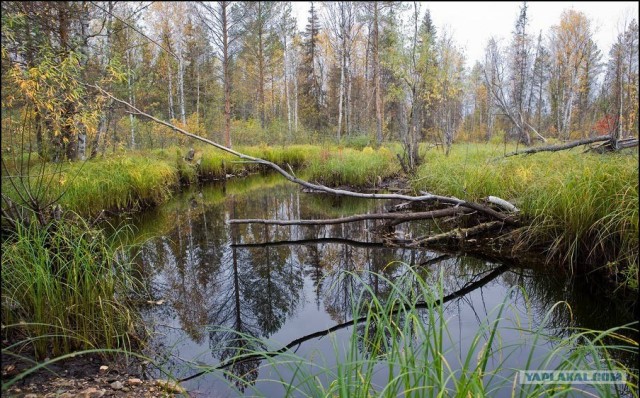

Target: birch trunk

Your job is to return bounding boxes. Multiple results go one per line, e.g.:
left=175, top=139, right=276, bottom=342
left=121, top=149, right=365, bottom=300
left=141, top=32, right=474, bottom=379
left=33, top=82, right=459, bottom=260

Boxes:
left=337, top=53, right=345, bottom=140
left=126, top=28, right=135, bottom=149
left=168, top=64, right=175, bottom=120
left=178, top=53, right=186, bottom=124
left=284, top=34, right=292, bottom=138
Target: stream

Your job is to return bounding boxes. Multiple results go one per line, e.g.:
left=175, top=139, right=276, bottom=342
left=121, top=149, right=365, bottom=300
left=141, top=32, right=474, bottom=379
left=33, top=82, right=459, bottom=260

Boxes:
left=119, top=174, right=637, bottom=397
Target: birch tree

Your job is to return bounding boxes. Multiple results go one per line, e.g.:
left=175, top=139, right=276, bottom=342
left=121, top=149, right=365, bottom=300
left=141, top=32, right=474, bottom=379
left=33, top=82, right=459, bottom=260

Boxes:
left=548, top=9, right=594, bottom=138
left=197, top=1, right=244, bottom=148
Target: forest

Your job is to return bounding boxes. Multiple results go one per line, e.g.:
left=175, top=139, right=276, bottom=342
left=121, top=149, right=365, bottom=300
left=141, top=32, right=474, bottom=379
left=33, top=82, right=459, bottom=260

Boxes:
left=1, top=1, right=638, bottom=397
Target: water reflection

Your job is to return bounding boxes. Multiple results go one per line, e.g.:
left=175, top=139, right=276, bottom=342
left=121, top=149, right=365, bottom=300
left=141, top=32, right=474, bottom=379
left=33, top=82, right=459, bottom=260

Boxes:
left=126, top=177, right=637, bottom=395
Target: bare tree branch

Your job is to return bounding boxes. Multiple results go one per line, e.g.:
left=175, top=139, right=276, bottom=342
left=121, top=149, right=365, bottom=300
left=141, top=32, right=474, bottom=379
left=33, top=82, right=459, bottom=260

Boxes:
left=88, top=84, right=519, bottom=225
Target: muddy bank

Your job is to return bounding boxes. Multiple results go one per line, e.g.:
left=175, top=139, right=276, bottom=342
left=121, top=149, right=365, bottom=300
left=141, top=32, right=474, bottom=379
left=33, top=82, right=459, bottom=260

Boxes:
left=2, top=353, right=187, bottom=397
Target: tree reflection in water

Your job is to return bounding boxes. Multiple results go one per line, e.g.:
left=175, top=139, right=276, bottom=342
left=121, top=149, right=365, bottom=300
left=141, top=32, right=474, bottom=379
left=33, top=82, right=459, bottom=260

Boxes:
left=130, top=180, right=637, bottom=393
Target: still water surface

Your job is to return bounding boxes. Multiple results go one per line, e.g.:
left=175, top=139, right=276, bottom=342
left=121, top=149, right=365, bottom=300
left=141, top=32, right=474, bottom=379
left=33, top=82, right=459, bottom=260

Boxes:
left=122, top=174, right=635, bottom=397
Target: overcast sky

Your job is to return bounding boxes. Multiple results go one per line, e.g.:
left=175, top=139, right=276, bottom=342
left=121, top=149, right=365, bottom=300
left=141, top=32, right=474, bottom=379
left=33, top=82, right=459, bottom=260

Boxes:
left=291, top=1, right=639, bottom=66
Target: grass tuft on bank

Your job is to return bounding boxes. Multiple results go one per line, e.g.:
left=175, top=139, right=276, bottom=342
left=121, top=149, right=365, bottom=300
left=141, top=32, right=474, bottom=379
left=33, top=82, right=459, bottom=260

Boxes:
left=305, top=146, right=401, bottom=187
left=412, top=144, right=639, bottom=290
left=1, top=216, right=143, bottom=360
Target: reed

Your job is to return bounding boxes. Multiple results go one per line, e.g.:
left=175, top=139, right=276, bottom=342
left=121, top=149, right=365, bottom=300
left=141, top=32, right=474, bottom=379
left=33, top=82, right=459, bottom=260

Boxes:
left=211, top=266, right=638, bottom=397
left=1, top=216, right=143, bottom=359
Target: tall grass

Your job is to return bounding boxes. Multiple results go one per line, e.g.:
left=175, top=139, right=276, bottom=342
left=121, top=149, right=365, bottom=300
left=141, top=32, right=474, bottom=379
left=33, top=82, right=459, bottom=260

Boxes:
left=1, top=216, right=143, bottom=359
left=305, top=146, right=401, bottom=187
left=59, top=155, right=180, bottom=216
left=198, top=144, right=322, bottom=179
left=412, top=144, right=639, bottom=290
left=1, top=145, right=403, bottom=218
left=210, top=266, right=638, bottom=397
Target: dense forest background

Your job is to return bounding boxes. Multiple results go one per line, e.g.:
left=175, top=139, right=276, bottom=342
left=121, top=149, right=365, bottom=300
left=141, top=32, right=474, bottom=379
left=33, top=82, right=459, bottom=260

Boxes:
left=1, top=1, right=638, bottom=161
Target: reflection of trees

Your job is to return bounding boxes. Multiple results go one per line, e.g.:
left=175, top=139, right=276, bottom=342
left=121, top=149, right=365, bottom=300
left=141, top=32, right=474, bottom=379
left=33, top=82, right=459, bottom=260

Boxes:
left=131, top=181, right=638, bottom=391
left=207, top=196, right=305, bottom=392
left=244, top=223, right=303, bottom=336
left=138, top=200, right=228, bottom=344
left=499, top=265, right=639, bottom=370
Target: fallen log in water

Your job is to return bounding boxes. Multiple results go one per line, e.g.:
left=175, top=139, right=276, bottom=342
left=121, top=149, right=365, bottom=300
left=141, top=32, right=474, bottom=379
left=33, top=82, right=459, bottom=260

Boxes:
left=390, top=221, right=506, bottom=247
left=90, top=84, right=522, bottom=248
left=230, top=208, right=473, bottom=226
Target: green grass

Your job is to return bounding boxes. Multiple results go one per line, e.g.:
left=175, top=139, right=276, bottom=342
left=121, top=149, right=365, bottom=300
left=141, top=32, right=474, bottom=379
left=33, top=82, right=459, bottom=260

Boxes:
left=59, top=154, right=180, bottom=216
left=208, top=266, right=639, bottom=397
left=2, top=145, right=400, bottom=218
left=3, top=142, right=636, bottom=291
left=412, top=143, right=639, bottom=291
left=1, top=217, right=143, bottom=360
left=305, top=146, right=401, bottom=187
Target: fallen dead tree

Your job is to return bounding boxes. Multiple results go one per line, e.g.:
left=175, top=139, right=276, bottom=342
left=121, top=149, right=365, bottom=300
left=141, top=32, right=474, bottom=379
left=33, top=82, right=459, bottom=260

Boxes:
left=230, top=207, right=474, bottom=226
left=390, top=221, right=505, bottom=247
left=587, top=137, right=639, bottom=153
left=90, top=84, right=521, bottom=250
left=505, top=136, right=610, bottom=157
left=505, top=136, right=639, bottom=157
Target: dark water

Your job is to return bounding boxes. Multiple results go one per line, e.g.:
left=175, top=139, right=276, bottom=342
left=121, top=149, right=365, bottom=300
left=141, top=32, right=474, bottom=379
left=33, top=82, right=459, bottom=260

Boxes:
left=121, top=174, right=637, bottom=397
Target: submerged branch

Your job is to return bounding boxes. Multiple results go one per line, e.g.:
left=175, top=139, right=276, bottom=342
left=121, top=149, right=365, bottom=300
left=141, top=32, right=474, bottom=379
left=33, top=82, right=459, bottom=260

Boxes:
left=178, top=263, right=511, bottom=383
left=231, top=237, right=386, bottom=249
left=392, top=221, right=505, bottom=247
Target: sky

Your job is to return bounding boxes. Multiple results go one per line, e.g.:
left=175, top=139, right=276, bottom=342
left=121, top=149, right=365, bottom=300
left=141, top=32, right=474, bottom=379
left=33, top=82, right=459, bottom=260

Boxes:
left=291, top=1, right=639, bottom=66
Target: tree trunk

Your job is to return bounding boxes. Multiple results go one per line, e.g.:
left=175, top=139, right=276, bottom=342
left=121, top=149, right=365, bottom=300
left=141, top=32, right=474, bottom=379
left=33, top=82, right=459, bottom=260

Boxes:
left=168, top=64, right=175, bottom=120
left=258, top=3, right=265, bottom=129
left=284, top=33, right=291, bottom=139
left=196, top=56, right=200, bottom=127
left=90, top=0, right=113, bottom=159
left=346, top=47, right=352, bottom=137
left=293, top=47, right=299, bottom=132
left=178, top=53, right=186, bottom=124
left=337, top=49, right=345, bottom=140
left=126, top=27, right=136, bottom=149
left=222, top=2, right=232, bottom=148
left=373, top=2, right=383, bottom=145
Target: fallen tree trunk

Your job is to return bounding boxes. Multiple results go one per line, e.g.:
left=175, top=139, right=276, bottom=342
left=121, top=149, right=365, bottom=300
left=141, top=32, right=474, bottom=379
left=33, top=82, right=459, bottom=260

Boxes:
left=232, top=237, right=385, bottom=249
left=587, top=137, right=639, bottom=153
left=486, top=196, right=519, bottom=213
left=230, top=207, right=473, bottom=226
left=89, top=84, right=519, bottom=226
left=504, top=136, right=610, bottom=157
left=391, top=221, right=505, bottom=247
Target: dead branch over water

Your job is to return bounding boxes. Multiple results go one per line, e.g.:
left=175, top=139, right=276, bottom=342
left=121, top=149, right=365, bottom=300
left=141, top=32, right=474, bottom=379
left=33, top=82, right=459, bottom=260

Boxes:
left=90, top=84, right=521, bottom=248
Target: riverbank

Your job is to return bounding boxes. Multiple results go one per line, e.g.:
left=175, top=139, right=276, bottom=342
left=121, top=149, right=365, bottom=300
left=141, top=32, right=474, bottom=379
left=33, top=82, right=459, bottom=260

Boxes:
left=2, top=143, right=637, bottom=396
left=2, top=143, right=637, bottom=293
